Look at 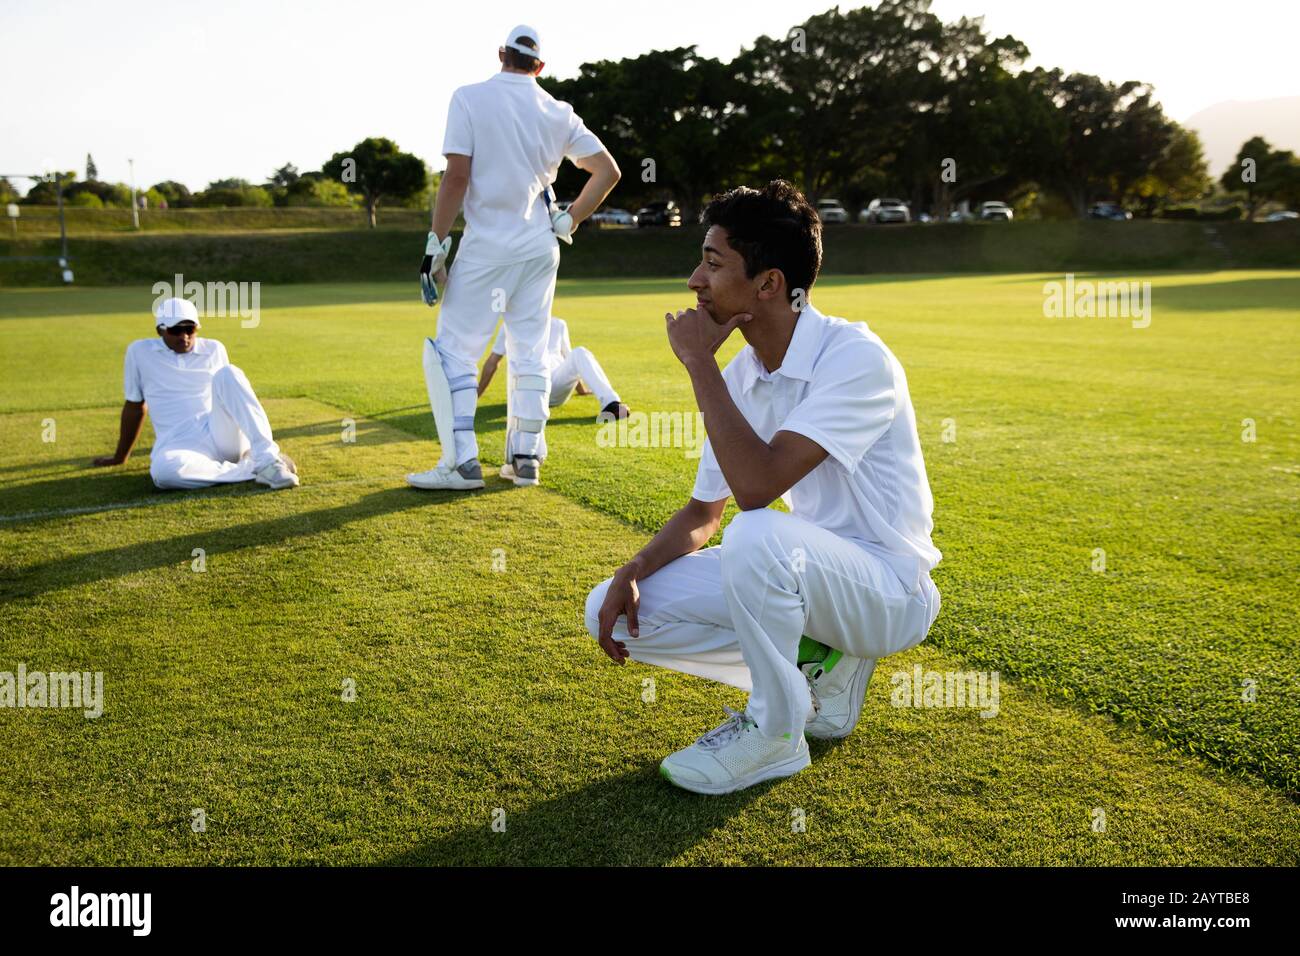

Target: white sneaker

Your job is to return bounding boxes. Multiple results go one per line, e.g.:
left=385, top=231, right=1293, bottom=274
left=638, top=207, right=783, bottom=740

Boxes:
left=406, top=458, right=485, bottom=490
left=803, top=652, right=876, bottom=739
left=499, top=461, right=515, bottom=481
left=254, top=454, right=299, bottom=490
left=660, top=707, right=810, bottom=795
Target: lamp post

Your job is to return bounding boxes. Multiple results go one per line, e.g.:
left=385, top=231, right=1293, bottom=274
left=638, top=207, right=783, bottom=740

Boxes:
left=129, top=158, right=140, bottom=230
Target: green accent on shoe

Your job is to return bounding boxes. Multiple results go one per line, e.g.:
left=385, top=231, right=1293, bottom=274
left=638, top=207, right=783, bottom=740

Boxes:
left=798, top=635, right=831, bottom=667
left=659, top=764, right=673, bottom=784
left=822, top=649, right=844, bottom=672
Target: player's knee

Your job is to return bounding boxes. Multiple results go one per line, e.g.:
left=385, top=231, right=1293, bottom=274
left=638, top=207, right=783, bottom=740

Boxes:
left=150, top=454, right=185, bottom=490
left=213, top=363, right=249, bottom=393
left=571, top=346, right=592, bottom=361
left=584, top=578, right=613, bottom=639
left=721, top=508, right=781, bottom=557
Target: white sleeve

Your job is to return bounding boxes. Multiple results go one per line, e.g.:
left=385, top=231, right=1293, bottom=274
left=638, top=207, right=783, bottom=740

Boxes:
left=564, top=107, right=604, bottom=162
left=490, top=326, right=507, bottom=356
left=778, top=340, right=896, bottom=473
left=442, top=91, right=473, bottom=157
left=690, top=437, right=730, bottom=503
left=123, top=345, right=144, bottom=402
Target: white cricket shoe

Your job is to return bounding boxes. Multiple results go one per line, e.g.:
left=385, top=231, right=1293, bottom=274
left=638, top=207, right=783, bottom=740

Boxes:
left=254, top=454, right=299, bottom=490
left=660, top=707, right=810, bottom=794
left=406, top=458, right=485, bottom=490
left=802, top=652, right=876, bottom=739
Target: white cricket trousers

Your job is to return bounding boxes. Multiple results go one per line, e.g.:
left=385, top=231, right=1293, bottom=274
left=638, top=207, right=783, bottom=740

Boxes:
left=150, top=365, right=282, bottom=490
left=549, top=346, right=620, bottom=409
left=584, top=509, right=941, bottom=739
left=435, top=246, right=561, bottom=463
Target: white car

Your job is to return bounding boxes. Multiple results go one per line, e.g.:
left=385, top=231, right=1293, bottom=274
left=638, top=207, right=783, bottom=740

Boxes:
left=979, top=201, right=1013, bottom=222
left=590, top=207, right=637, bottom=226
left=816, top=199, right=849, bottom=224
left=1264, top=210, right=1298, bottom=222
left=860, top=198, right=910, bottom=224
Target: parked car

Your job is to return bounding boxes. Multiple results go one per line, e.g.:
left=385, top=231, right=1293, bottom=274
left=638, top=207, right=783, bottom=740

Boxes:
left=1088, top=202, right=1132, bottom=221
left=978, top=201, right=1013, bottom=222
left=815, top=198, right=850, bottom=224
left=591, top=207, right=637, bottom=226
left=1264, top=210, right=1299, bottom=222
left=635, top=200, right=682, bottom=227
left=860, top=198, right=911, bottom=224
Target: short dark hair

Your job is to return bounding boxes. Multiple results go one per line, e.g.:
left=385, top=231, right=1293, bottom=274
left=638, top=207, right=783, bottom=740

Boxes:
left=503, top=36, right=540, bottom=72
left=701, top=180, right=822, bottom=303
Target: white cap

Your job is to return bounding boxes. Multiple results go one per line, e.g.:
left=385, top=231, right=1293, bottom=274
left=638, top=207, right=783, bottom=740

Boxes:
left=503, top=24, right=541, bottom=59
left=155, top=297, right=200, bottom=329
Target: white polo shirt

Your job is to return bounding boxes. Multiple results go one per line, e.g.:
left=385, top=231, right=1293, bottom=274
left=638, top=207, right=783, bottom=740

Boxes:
left=442, top=73, right=605, bottom=265
left=123, top=337, right=229, bottom=455
left=491, top=316, right=570, bottom=367
left=692, top=303, right=941, bottom=593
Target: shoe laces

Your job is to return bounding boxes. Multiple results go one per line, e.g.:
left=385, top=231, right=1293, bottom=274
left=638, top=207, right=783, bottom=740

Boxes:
left=696, top=707, right=755, bottom=750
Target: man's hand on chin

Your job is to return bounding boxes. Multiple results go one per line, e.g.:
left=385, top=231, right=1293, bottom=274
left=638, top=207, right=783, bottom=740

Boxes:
left=665, top=306, right=751, bottom=369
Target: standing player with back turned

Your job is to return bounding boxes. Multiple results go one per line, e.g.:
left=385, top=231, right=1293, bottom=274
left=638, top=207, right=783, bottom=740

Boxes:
left=409, top=24, right=620, bottom=490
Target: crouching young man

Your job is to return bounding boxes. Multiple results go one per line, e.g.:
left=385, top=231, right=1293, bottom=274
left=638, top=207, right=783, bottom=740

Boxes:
left=584, top=181, right=941, bottom=794
left=93, top=297, right=299, bottom=490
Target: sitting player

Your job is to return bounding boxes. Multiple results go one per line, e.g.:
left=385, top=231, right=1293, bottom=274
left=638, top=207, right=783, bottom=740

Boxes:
left=92, top=297, right=299, bottom=491
left=478, top=316, right=630, bottom=479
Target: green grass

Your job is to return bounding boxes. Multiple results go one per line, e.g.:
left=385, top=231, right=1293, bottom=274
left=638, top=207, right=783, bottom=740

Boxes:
left=0, top=272, right=1297, bottom=864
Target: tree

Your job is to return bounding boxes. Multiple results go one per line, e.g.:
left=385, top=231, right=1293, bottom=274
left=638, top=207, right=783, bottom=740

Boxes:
left=195, top=181, right=273, bottom=207
left=282, top=173, right=358, bottom=208
left=267, top=163, right=300, bottom=189
left=543, top=47, right=751, bottom=220
left=1130, top=124, right=1210, bottom=216
left=1220, top=137, right=1300, bottom=219
left=152, top=181, right=194, bottom=208
left=0, top=178, right=19, bottom=204
left=1020, top=69, right=1177, bottom=216
left=21, top=172, right=75, bottom=204
left=85, top=154, right=98, bottom=181
left=322, top=138, right=427, bottom=227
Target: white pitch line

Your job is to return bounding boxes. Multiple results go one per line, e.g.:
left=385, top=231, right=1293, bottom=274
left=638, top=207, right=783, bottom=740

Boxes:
left=0, top=474, right=406, bottom=526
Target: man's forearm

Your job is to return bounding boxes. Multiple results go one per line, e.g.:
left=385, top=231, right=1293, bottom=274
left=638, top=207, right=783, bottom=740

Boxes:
left=620, top=504, right=718, bottom=581
left=112, top=402, right=146, bottom=461
left=567, top=168, right=619, bottom=225
left=430, top=176, right=469, bottom=239
left=683, top=357, right=776, bottom=508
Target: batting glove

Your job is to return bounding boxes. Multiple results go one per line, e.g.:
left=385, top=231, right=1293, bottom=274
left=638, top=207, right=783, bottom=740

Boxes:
left=551, top=208, right=575, bottom=245
left=419, top=233, right=453, bottom=306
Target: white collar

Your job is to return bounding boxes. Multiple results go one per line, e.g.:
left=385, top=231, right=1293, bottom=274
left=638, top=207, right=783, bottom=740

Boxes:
left=738, top=303, right=824, bottom=394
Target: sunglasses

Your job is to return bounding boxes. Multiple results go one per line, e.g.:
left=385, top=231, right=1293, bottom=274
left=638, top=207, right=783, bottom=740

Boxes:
left=164, top=324, right=198, bottom=336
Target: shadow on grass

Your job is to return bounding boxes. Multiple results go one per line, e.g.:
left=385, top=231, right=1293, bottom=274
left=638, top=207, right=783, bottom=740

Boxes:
left=377, top=758, right=826, bottom=866
left=0, top=484, right=514, bottom=600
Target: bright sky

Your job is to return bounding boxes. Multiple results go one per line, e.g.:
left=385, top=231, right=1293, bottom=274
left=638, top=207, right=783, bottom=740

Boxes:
left=2, top=0, right=1297, bottom=191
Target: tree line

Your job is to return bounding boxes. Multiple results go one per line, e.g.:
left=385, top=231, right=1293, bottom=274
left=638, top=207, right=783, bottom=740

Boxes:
left=542, top=0, right=1299, bottom=220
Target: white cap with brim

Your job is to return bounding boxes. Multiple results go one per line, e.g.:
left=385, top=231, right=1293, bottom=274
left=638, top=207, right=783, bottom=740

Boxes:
left=503, top=24, right=541, bottom=59
left=155, top=297, right=201, bottom=329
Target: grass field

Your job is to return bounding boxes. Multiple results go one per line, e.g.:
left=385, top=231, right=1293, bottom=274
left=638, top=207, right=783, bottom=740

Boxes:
left=1, top=271, right=1297, bottom=865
